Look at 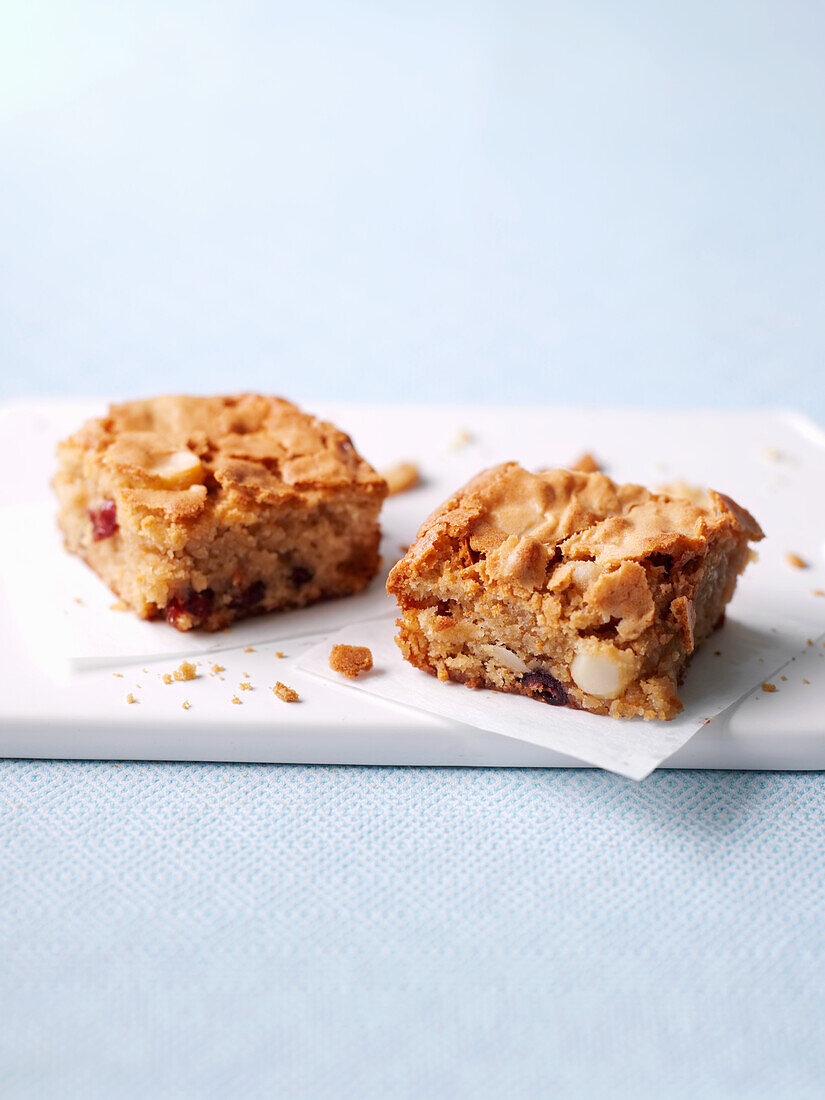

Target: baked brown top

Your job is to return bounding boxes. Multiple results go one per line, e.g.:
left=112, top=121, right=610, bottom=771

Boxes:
left=388, top=462, right=763, bottom=593
left=59, top=394, right=387, bottom=525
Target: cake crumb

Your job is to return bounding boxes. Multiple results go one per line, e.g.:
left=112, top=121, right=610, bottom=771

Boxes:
left=570, top=452, right=601, bottom=474
left=786, top=552, right=808, bottom=569
left=329, top=644, right=373, bottom=679
left=74, top=597, right=84, bottom=605
left=210, top=664, right=225, bottom=675
left=244, top=647, right=255, bottom=653
left=126, top=693, right=137, bottom=704
left=112, top=672, right=123, bottom=678
left=162, top=673, right=172, bottom=685
left=239, top=682, right=252, bottom=691
left=763, top=446, right=782, bottom=462
left=273, top=682, right=299, bottom=703
left=781, top=675, right=787, bottom=682
left=448, top=428, right=472, bottom=450
left=110, top=600, right=128, bottom=611
left=812, top=590, right=824, bottom=597
left=173, top=660, right=198, bottom=682
left=803, top=679, right=810, bottom=684
left=761, top=682, right=777, bottom=693
left=382, top=462, right=420, bottom=496
left=182, top=699, right=191, bottom=710
left=275, top=652, right=285, bottom=659
left=231, top=695, right=241, bottom=704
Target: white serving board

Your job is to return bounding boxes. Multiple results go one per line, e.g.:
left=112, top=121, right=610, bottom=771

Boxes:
left=1, top=397, right=824, bottom=771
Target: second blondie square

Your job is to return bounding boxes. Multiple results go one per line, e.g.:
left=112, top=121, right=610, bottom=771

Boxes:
left=387, top=463, right=763, bottom=720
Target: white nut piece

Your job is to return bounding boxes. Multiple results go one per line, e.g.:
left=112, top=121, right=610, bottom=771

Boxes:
left=572, top=562, right=600, bottom=588
left=570, top=646, right=637, bottom=700
left=146, top=449, right=204, bottom=489
left=480, top=643, right=529, bottom=674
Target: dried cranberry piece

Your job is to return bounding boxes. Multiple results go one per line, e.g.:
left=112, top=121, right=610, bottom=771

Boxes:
left=89, top=500, right=118, bottom=541
left=165, top=598, right=185, bottom=626
left=229, top=580, right=265, bottom=610
left=186, top=588, right=214, bottom=620
left=520, top=669, right=568, bottom=706
left=165, top=587, right=214, bottom=626
left=290, top=566, right=314, bottom=588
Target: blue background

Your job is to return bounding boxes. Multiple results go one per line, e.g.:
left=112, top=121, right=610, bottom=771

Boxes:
left=1, top=2, right=824, bottom=1096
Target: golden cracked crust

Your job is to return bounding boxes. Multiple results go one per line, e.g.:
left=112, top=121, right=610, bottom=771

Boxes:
left=59, top=394, right=386, bottom=531
left=389, top=463, right=762, bottom=592
left=387, top=463, right=764, bottom=721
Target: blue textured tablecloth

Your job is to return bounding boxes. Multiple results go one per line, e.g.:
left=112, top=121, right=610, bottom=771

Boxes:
left=2, top=2, right=825, bottom=1095
left=2, top=763, right=824, bottom=1098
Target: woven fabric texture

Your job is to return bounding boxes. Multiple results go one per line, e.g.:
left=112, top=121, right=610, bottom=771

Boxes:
left=1, top=761, right=823, bottom=1098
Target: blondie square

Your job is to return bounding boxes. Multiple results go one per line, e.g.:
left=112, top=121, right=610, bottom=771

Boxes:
left=387, top=463, right=763, bottom=720
left=54, top=394, right=388, bottom=631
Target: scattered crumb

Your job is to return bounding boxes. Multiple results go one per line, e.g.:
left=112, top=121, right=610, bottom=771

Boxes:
left=110, top=600, right=128, bottom=611
left=713, top=650, right=721, bottom=657
left=781, top=675, right=787, bottom=682
left=231, top=696, right=241, bottom=704
left=73, top=597, right=84, bottom=606
left=273, top=681, right=299, bottom=703
left=382, top=461, right=420, bottom=496
left=813, top=590, right=824, bottom=597
left=329, top=644, right=373, bottom=679
left=758, top=657, right=764, bottom=663
left=173, top=660, right=198, bottom=682
left=210, top=664, right=225, bottom=675
left=239, top=682, right=252, bottom=691
left=570, top=451, right=601, bottom=474
left=182, top=700, right=191, bottom=710
left=762, top=446, right=781, bottom=462
left=162, top=673, right=172, bottom=685
left=786, top=552, right=809, bottom=569
left=275, top=652, right=285, bottom=659
left=112, top=672, right=123, bottom=678
left=803, top=679, right=810, bottom=684
left=244, top=647, right=255, bottom=653
left=142, top=668, right=148, bottom=674
left=448, top=428, right=472, bottom=450
left=807, top=639, right=813, bottom=646
left=761, top=682, right=777, bottom=693
left=126, top=693, right=137, bottom=704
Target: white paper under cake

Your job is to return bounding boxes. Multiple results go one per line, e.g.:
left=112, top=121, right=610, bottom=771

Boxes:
left=298, top=613, right=817, bottom=780
left=0, top=501, right=399, bottom=673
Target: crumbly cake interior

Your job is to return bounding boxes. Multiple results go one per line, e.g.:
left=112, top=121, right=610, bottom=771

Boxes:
left=387, top=464, right=763, bottom=720
left=54, top=394, right=387, bottom=631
